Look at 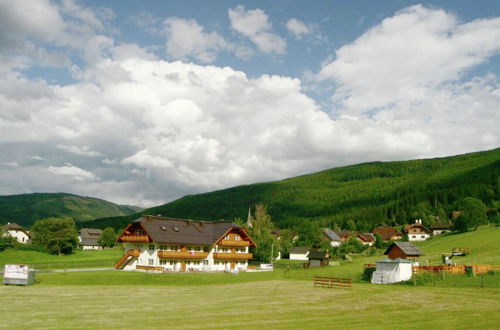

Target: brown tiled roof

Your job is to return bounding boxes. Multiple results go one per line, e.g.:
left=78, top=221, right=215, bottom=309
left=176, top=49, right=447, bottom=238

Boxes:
left=358, top=233, right=375, bottom=242
left=384, top=242, right=424, bottom=257
left=121, top=215, right=255, bottom=246
left=429, top=222, right=453, bottom=230
left=373, top=227, right=400, bottom=241
left=334, top=230, right=354, bottom=239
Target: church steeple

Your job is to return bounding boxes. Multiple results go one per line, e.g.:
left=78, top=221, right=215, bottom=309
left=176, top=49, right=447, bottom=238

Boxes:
left=246, top=206, right=253, bottom=228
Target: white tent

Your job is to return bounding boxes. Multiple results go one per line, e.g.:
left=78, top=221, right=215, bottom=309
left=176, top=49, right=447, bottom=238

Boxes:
left=371, top=258, right=413, bottom=284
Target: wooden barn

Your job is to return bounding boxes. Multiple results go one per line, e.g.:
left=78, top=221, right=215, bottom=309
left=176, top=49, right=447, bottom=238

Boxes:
left=384, top=242, right=424, bottom=260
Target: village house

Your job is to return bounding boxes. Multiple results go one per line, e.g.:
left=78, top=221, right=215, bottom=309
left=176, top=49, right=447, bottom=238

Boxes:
left=1, top=223, right=30, bottom=244
left=333, top=230, right=354, bottom=242
left=372, top=226, right=402, bottom=241
left=321, top=228, right=342, bottom=247
left=289, top=247, right=309, bottom=260
left=78, top=228, right=103, bottom=250
left=115, top=215, right=255, bottom=272
left=357, top=233, right=375, bottom=246
left=403, top=219, right=431, bottom=241
left=429, top=221, right=453, bottom=236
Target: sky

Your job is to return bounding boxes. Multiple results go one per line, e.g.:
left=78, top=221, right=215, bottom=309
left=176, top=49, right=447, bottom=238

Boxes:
left=1, top=0, right=499, bottom=207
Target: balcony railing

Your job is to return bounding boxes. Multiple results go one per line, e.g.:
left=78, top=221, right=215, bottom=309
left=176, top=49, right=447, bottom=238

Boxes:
left=120, top=235, right=150, bottom=243
left=213, top=253, right=253, bottom=260
left=219, top=240, right=250, bottom=247
left=127, top=249, right=141, bottom=257
left=157, top=251, right=208, bottom=259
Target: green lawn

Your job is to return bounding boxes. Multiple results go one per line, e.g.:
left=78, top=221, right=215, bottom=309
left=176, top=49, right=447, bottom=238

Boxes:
left=1, top=280, right=499, bottom=329
left=0, top=248, right=122, bottom=269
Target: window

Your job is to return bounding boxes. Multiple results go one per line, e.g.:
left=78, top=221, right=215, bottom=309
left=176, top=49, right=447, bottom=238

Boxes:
left=235, top=235, right=240, bottom=241
left=159, top=259, right=168, bottom=265
left=148, top=259, right=154, bottom=266
left=159, top=245, right=167, bottom=250
left=149, top=244, right=155, bottom=250
left=203, top=260, right=209, bottom=265
left=412, top=236, right=416, bottom=239
left=421, top=235, right=425, bottom=239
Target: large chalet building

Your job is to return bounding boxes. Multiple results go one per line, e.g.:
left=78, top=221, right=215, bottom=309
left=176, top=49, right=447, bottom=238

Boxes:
left=115, top=215, right=256, bottom=272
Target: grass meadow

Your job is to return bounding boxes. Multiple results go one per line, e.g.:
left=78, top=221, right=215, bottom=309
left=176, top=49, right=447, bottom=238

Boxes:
left=0, top=226, right=499, bottom=329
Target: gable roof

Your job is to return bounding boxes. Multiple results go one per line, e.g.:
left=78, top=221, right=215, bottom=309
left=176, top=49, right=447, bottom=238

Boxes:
left=322, top=228, right=341, bottom=242
left=358, top=233, right=375, bottom=242
left=334, top=230, right=354, bottom=239
left=373, top=227, right=400, bottom=241
left=308, top=249, right=329, bottom=259
left=119, top=215, right=255, bottom=247
left=384, top=242, right=424, bottom=257
left=80, top=228, right=102, bottom=238
left=429, top=222, right=453, bottom=230
left=289, top=246, right=309, bottom=254
left=2, top=223, right=30, bottom=237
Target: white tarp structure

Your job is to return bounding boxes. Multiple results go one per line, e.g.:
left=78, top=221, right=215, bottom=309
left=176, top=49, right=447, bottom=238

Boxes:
left=371, top=258, right=412, bottom=284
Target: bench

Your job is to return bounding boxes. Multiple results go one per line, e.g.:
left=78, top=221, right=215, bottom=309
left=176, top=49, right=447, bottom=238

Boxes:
left=313, top=276, right=352, bottom=288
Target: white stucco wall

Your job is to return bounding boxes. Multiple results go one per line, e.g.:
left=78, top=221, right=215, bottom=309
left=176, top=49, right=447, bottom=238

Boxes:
left=5, top=230, right=30, bottom=244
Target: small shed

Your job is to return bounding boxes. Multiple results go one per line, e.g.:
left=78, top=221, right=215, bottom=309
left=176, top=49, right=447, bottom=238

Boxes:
left=384, top=242, right=424, bottom=260
left=371, top=258, right=412, bottom=284
left=308, top=250, right=330, bottom=267
left=289, top=247, right=309, bottom=261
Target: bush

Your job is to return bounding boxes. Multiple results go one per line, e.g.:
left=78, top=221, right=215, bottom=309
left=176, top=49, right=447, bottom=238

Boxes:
left=362, top=267, right=376, bottom=281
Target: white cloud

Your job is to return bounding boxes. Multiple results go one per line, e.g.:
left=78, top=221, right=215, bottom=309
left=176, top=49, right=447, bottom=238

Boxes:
left=286, top=18, right=311, bottom=38
left=57, top=145, right=102, bottom=157
left=48, top=163, right=96, bottom=181
left=317, top=5, right=500, bottom=115
left=164, top=17, right=230, bottom=63
left=228, top=5, right=286, bottom=55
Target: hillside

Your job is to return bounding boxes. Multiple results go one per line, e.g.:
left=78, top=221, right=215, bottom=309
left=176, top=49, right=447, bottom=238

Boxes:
left=87, top=148, right=500, bottom=231
left=0, top=193, right=141, bottom=227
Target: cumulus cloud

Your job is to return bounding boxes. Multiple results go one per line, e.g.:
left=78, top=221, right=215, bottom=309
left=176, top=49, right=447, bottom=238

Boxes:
left=286, top=18, right=311, bottom=38
left=228, top=5, right=286, bottom=55
left=164, top=17, right=230, bottom=63
left=317, top=5, right=500, bottom=115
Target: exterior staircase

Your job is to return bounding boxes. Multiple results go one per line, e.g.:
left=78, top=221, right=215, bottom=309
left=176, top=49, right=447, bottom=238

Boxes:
left=115, top=249, right=140, bottom=269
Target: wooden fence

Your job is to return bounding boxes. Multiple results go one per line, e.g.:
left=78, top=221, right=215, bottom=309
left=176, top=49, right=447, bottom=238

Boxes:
left=413, top=264, right=500, bottom=275
left=313, top=276, right=352, bottom=288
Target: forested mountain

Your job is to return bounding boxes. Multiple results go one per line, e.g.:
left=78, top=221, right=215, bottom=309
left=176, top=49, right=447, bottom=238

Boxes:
left=87, top=148, right=499, bottom=231
left=0, top=193, right=141, bottom=227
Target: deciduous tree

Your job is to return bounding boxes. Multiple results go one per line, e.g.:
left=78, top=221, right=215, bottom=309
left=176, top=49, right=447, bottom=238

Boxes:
left=31, top=217, right=78, bottom=255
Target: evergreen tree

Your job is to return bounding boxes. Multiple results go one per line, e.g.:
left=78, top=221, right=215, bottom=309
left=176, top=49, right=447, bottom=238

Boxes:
left=457, top=197, right=487, bottom=230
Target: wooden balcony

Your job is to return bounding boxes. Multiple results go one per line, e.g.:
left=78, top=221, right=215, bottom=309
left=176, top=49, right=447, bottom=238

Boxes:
left=127, top=249, right=141, bottom=257
left=120, top=235, right=150, bottom=243
left=157, top=251, right=208, bottom=259
left=219, top=239, right=250, bottom=247
left=213, top=253, right=253, bottom=260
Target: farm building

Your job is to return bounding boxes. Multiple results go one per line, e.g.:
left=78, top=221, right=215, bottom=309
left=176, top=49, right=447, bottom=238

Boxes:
left=78, top=228, right=103, bottom=250
left=115, top=215, right=256, bottom=272
left=321, top=228, right=342, bottom=247
left=403, top=219, right=431, bottom=241
left=371, top=258, right=413, bottom=284
left=1, top=223, right=30, bottom=244
left=384, top=242, right=424, bottom=261
left=372, top=227, right=402, bottom=241
left=430, top=221, right=453, bottom=236
left=307, top=249, right=330, bottom=267
left=289, top=247, right=309, bottom=260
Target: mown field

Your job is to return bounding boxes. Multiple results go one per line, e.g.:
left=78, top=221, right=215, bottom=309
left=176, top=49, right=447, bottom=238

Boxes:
left=0, top=226, right=499, bottom=329
left=0, top=248, right=122, bottom=269
left=1, top=280, right=499, bottom=329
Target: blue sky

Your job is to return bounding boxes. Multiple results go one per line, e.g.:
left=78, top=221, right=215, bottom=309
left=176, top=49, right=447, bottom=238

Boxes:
left=0, top=0, right=499, bottom=206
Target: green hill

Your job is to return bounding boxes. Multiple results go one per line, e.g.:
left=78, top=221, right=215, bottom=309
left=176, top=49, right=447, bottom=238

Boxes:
left=88, top=148, right=500, bottom=231
left=0, top=193, right=141, bottom=227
